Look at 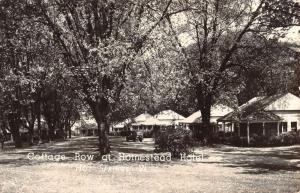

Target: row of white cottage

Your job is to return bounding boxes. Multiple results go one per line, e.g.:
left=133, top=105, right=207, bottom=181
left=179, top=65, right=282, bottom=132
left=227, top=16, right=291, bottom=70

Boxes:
left=74, top=93, right=300, bottom=141
left=113, top=110, right=186, bottom=132
left=112, top=104, right=233, bottom=132
left=114, top=93, right=300, bottom=138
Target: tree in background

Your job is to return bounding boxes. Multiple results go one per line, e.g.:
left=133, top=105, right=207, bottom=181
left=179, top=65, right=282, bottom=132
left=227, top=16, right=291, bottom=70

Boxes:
left=0, top=0, right=81, bottom=147
left=164, top=0, right=300, bottom=140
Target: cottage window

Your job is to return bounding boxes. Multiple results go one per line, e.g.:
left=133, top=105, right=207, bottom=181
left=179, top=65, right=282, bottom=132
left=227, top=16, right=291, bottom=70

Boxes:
left=291, top=122, right=297, bottom=131
left=279, top=124, right=282, bottom=133
left=281, top=122, right=287, bottom=132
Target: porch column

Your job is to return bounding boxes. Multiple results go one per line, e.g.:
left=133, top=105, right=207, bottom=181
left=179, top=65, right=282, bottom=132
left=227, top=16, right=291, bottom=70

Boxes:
left=247, top=122, right=250, bottom=145
left=222, top=122, right=225, bottom=132
left=277, top=122, right=280, bottom=135
left=93, top=129, right=95, bottom=136
left=287, top=121, right=291, bottom=132
left=237, top=123, right=240, bottom=137
left=262, top=122, right=265, bottom=136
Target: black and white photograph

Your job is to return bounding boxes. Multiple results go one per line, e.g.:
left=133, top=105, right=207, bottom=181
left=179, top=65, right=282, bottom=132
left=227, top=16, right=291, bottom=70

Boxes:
left=0, top=0, right=300, bottom=192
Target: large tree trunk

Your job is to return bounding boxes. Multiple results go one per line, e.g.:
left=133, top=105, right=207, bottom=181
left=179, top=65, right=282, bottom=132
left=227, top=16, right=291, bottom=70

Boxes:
left=200, top=104, right=212, bottom=144
left=68, top=126, right=72, bottom=138
left=28, top=125, right=34, bottom=145
left=35, top=90, right=43, bottom=143
left=12, top=130, right=22, bottom=148
left=27, top=102, right=36, bottom=145
left=88, top=96, right=110, bottom=155
left=65, top=111, right=73, bottom=139
left=43, top=110, right=56, bottom=141
left=37, top=107, right=42, bottom=143
left=9, top=120, right=22, bottom=148
left=97, top=121, right=110, bottom=155
left=196, top=85, right=213, bottom=143
left=64, top=120, right=72, bottom=139
left=48, top=125, right=55, bottom=141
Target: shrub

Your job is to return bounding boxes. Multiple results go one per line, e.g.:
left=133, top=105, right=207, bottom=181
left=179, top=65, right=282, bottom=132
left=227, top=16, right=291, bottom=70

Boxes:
left=108, top=131, right=117, bottom=136
left=154, top=128, right=194, bottom=158
left=206, top=129, right=300, bottom=147
left=143, top=130, right=153, bottom=138
left=268, top=135, right=281, bottom=146
left=279, top=131, right=298, bottom=145
left=226, top=135, right=242, bottom=146
left=297, top=131, right=300, bottom=143
left=211, top=131, right=225, bottom=144
left=120, top=130, right=128, bottom=136
left=224, top=132, right=235, bottom=138
left=249, top=134, right=269, bottom=147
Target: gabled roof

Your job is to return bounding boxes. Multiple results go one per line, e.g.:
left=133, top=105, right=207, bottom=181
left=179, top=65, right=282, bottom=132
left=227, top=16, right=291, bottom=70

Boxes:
left=131, top=113, right=164, bottom=126
left=219, top=109, right=282, bottom=122
left=217, top=93, right=299, bottom=122
left=179, top=104, right=233, bottom=124
left=134, top=113, right=153, bottom=123
left=210, top=104, right=234, bottom=116
left=265, top=93, right=300, bottom=111
left=113, top=119, right=132, bottom=129
left=179, top=111, right=201, bottom=124
left=132, top=116, right=162, bottom=126
left=154, top=110, right=185, bottom=121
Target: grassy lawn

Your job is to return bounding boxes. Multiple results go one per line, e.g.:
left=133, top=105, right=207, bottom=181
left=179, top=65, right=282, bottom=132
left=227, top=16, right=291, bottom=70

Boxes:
left=0, top=137, right=299, bottom=193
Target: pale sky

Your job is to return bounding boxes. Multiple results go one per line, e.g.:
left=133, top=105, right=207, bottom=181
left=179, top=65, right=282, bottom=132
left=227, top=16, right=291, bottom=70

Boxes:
left=282, top=26, right=300, bottom=45
left=174, top=1, right=300, bottom=48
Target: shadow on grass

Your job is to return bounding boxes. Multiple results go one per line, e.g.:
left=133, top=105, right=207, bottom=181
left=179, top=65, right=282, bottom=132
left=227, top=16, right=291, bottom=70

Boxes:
left=224, top=162, right=300, bottom=174
left=2, top=136, right=300, bottom=175
left=0, top=136, right=156, bottom=166
left=208, top=145, right=300, bottom=174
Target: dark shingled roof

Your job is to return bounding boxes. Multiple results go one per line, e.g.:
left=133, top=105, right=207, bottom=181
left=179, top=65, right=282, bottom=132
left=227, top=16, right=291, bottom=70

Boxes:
left=218, top=94, right=285, bottom=122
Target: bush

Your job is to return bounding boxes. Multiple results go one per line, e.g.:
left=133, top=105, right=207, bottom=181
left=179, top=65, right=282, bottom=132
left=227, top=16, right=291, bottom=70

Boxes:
left=268, top=135, right=281, bottom=146
left=120, top=130, right=128, bottom=136
left=225, top=135, right=241, bottom=146
left=279, top=131, right=298, bottom=145
left=143, top=130, right=153, bottom=138
left=154, top=128, right=194, bottom=158
left=249, top=134, right=269, bottom=147
left=217, top=130, right=300, bottom=147
left=211, top=131, right=225, bottom=144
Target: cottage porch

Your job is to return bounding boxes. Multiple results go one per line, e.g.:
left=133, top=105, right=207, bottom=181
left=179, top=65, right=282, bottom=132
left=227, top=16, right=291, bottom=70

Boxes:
left=217, top=121, right=287, bottom=144
left=217, top=108, right=284, bottom=144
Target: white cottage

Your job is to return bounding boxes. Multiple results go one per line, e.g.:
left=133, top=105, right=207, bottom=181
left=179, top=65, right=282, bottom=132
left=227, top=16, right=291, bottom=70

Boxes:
left=131, top=113, right=162, bottom=131
left=179, top=104, right=233, bottom=126
left=264, top=93, right=300, bottom=131
left=71, top=114, right=98, bottom=136
left=218, top=93, right=300, bottom=144
left=154, top=110, right=185, bottom=125
left=112, top=119, right=132, bottom=132
left=179, top=104, right=233, bottom=138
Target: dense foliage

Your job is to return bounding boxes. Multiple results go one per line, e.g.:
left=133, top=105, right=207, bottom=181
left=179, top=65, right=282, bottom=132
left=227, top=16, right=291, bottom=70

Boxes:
left=213, top=131, right=300, bottom=147
left=154, top=127, right=194, bottom=157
